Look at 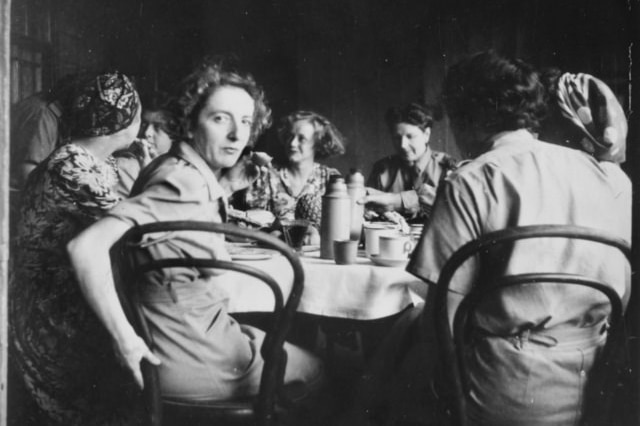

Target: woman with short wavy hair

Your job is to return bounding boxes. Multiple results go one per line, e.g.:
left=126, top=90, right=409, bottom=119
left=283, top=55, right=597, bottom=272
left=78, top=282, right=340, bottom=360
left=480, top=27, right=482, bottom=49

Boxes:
left=67, top=59, right=323, bottom=411
left=233, top=109, right=345, bottom=232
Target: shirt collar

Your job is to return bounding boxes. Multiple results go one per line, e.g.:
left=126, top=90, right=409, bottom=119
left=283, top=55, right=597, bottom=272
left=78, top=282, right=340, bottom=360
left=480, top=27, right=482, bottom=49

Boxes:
left=414, top=146, right=433, bottom=172
left=172, top=141, right=226, bottom=201
left=488, top=129, right=535, bottom=148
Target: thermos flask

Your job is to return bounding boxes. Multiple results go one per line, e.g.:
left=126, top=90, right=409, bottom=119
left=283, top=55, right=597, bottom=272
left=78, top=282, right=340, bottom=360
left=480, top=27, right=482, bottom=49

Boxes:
left=320, top=175, right=351, bottom=259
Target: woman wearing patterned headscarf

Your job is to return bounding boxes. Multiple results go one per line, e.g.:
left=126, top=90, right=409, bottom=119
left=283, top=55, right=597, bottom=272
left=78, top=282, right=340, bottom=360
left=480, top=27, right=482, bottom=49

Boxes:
left=539, top=69, right=628, bottom=164
left=10, top=71, right=144, bottom=425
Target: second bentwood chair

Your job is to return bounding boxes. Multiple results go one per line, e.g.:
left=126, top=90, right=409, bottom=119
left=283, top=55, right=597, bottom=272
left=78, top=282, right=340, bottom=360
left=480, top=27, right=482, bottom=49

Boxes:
left=432, top=225, right=632, bottom=426
left=111, top=220, right=306, bottom=426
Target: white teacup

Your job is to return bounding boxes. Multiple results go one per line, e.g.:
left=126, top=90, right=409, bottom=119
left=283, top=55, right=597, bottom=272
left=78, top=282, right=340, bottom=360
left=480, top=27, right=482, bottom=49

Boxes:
left=364, top=223, right=397, bottom=257
left=378, top=234, right=414, bottom=260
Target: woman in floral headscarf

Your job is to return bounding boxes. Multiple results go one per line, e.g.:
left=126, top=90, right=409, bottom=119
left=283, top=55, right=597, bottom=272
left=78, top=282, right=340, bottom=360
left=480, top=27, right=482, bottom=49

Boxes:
left=539, top=68, right=628, bottom=164
left=10, top=71, right=143, bottom=425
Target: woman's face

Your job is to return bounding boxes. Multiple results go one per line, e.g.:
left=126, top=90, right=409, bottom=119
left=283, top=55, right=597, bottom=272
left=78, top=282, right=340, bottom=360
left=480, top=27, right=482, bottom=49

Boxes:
left=285, top=119, right=316, bottom=165
left=143, top=112, right=173, bottom=157
left=189, top=86, right=255, bottom=172
left=391, top=122, right=430, bottom=165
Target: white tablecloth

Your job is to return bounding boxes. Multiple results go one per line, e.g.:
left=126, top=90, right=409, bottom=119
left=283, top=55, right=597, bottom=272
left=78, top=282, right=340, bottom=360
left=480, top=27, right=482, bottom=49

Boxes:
left=220, top=250, right=428, bottom=320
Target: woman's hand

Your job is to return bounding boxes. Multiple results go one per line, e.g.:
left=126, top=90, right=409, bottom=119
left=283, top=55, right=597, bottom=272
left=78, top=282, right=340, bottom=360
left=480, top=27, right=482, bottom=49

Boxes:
left=68, top=217, right=161, bottom=391
left=129, top=138, right=155, bottom=168
left=304, top=225, right=320, bottom=245
left=358, top=187, right=402, bottom=212
left=113, top=333, right=162, bottom=389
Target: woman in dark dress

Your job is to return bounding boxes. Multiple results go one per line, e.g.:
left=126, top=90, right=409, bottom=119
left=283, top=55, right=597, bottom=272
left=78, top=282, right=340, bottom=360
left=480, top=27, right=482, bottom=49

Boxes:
left=10, top=71, right=143, bottom=425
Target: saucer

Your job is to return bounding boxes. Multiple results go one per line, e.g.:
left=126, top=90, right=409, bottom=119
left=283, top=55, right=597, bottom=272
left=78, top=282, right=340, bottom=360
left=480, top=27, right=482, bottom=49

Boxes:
left=369, top=254, right=408, bottom=268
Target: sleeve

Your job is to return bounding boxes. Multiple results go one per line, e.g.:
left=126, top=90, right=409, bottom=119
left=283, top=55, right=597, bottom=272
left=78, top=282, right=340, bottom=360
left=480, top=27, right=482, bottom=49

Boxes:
left=21, top=106, right=59, bottom=165
left=406, top=171, right=484, bottom=295
left=108, top=160, right=230, bottom=275
left=49, top=148, right=121, bottom=217
left=108, top=160, right=215, bottom=225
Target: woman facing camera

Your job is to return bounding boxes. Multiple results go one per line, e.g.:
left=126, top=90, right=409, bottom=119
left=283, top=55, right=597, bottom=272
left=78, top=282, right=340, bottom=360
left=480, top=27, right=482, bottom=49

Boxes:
left=363, top=102, right=457, bottom=224
left=10, top=71, right=143, bottom=425
left=67, top=60, right=323, bottom=407
left=233, top=110, right=345, bottom=228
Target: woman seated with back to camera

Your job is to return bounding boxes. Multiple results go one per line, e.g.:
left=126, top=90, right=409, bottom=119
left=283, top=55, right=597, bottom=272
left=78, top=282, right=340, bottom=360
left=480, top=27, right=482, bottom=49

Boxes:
left=357, top=51, right=630, bottom=426
left=67, top=59, right=324, bottom=407
left=231, top=110, right=345, bottom=240
left=361, top=102, right=457, bottom=225
left=11, top=71, right=144, bottom=425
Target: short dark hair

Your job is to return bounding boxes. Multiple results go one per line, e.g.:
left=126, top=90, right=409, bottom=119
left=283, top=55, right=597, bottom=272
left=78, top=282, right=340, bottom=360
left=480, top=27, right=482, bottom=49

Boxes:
left=385, top=102, right=436, bottom=131
left=176, top=56, right=272, bottom=145
left=442, top=50, right=546, bottom=133
left=278, top=110, right=346, bottom=159
left=140, top=91, right=181, bottom=140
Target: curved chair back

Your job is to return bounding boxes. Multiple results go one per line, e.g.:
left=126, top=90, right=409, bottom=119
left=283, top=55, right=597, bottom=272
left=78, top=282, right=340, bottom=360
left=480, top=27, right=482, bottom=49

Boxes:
left=432, top=225, right=631, bottom=426
left=111, top=220, right=305, bottom=426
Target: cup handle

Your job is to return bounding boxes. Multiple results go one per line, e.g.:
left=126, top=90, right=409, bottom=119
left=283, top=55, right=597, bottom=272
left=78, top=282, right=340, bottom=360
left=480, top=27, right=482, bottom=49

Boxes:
left=403, top=240, right=414, bottom=255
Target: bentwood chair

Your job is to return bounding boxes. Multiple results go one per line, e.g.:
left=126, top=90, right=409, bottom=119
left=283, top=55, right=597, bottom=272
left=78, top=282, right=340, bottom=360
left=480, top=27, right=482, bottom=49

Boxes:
left=432, top=225, right=632, bottom=426
left=111, top=220, right=306, bottom=426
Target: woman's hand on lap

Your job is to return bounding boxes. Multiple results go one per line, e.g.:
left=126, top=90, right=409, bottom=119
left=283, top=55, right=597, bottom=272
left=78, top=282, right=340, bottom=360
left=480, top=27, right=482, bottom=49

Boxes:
left=114, top=333, right=162, bottom=389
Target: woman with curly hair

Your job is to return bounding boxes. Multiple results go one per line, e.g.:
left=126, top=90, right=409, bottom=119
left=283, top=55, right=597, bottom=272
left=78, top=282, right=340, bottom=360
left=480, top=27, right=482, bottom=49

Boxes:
left=67, top=59, right=323, bottom=409
left=10, top=71, right=144, bottom=425
left=233, top=110, right=345, bottom=231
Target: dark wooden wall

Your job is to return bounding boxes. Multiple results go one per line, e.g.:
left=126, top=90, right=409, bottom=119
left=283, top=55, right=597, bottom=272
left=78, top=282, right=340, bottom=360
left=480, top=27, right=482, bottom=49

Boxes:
left=17, top=0, right=631, bottom=178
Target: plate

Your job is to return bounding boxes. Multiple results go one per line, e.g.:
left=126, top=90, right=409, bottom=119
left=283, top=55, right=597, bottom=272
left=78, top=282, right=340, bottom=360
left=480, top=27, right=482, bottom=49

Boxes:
left=228, top=247, right=276, bottom=261
left=369, top=254, right=408, bottom=268
left=301, top=244, right=320, bottom=253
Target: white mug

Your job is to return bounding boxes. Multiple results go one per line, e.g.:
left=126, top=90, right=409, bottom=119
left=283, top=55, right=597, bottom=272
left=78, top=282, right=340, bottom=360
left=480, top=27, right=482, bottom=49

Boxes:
left=364, top=224, right=397, bottom=257
left=378, top=234, right=414, bottom=260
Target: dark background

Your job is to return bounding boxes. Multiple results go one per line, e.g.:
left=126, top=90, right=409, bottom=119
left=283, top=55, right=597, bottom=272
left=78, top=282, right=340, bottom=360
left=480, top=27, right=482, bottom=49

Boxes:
left=11, top=0, right=632, bottom=176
